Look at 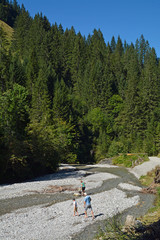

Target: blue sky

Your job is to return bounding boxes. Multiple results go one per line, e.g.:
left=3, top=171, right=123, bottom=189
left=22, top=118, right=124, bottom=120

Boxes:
left=17, top=0, right=160, bottom=57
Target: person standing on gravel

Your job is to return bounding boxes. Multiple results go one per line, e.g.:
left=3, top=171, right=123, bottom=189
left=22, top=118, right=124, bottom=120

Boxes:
left=81, top=180, right=86, bottom=196
left=84, top=193, right=95, bottom=219
left=73, top=198, right=79, bottom=216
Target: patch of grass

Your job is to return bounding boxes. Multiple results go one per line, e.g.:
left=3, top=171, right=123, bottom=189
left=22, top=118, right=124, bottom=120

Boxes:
left=112, top=154, right=149, bottom=168
left=142, top=207, right=160, bottom=224
left=95, top=216, right=139, bottom=240
left=0, top=20, right=14, bottom=48
left=139, top=170, right=155, bottom=186
left=139, top=170, right=160, bottom=225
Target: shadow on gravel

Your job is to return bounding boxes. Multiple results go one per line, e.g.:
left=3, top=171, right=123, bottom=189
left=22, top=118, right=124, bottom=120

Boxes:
left=0, top=168, right=92, bottom=187
left=95, top=213, right=104, bottom=219
left=32, top=169, right=94, bottom=182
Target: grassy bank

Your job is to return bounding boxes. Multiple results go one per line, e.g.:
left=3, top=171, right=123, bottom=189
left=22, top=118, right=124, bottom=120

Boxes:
left=112, top=153, right=149, bottom=168
left=139, top=170, right=160, bottom=224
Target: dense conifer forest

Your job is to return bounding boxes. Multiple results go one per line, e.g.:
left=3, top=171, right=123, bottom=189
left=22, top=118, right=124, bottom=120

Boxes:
left=1, top=0, right=160, bottom=183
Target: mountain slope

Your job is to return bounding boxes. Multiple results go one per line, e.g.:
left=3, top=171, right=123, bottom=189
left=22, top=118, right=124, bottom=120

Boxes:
left=0, top=19, right=14, bottom=45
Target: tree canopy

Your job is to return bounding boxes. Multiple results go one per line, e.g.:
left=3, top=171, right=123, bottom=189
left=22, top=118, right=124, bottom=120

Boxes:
left=1, top=1, right=160, bottom=183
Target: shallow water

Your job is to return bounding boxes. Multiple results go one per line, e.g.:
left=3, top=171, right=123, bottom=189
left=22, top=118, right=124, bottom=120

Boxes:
left=0, top=165, right=155, bottom=240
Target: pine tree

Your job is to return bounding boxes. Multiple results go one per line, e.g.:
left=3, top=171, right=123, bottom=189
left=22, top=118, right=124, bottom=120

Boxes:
left=0, top=26, right=10, bottom=92
left=123, top=44, right=142, bottom=138
left=29, top=66, right=51, bottom=125
left=111, top=36, right=124, bottom=97
left=26, top=49, right=39, bottom=94
left=135, top=34, right=150, bottom=67
left=141, top=48, right=159, bottom=120
left=110, top=36, right=116, bottom=52
left=71, top=32, right=86, bottom=94
left=62, top=26, right=76, bottom=87
left=52, top=78, right=71, bottom=121
left=102, top=43, right=115, bottom=107
left=49, top=23, right=64, bottom=80
left=9, top=53, right=26, bottom=87
left=12, top=7, right=32, bottom=58
left=80, top=29, right=107, bottom=109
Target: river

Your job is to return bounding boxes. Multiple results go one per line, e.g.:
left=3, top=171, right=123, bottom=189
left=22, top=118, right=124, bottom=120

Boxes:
left=0, top=164, right=155, bottom=240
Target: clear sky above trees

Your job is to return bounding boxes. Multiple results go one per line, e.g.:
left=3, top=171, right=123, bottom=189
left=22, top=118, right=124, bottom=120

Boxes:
left=16, top=0, right=160, bottom=57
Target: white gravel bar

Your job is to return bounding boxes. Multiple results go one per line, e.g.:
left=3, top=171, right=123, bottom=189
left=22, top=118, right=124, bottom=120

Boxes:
left=0, top=171, right=118, bottom=200
left=129, top=157, right=160, bottom=179
left=118, top=183, right=142, bottom=191
left=86, top=164, right=118, bottom=168
left=0, top=188, right=140, bottom=240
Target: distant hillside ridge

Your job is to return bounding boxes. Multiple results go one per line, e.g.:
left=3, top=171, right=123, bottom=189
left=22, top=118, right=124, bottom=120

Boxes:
left=0, top=19, right=14, bottom=44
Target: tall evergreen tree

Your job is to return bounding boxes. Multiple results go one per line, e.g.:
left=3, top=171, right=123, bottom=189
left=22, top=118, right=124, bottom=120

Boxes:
left=122, top=44, right=142, bottom=140
left=26, top=49, right=39, bottom=94
left=9, top=53, right=26, bottom=87
left=71, top=32, right=86, bottom=94
left=110, top=36, right=116, bottom=52
left=62, top=26, right=76, bottom=86
left=141, top=48, right=159, bottom=119
left=111, top=36, right=124, bottom=97
left=52, top=78, right=71, bottom=121
left=49, top=23, right=64, bottom=79
left=12, top=7, right=31, bottom=58
left=0, top=26, right=10, bottom=92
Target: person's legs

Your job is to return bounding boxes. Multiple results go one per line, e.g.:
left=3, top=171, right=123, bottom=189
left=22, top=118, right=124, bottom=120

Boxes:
left=84, top=206, right=88, bottom=218
left=84, top=210, right=88, bottom=218
left=82, top=187, right=85, bottom=196
left=73, top=208, right=75, bottom=216
left=91, top=210, right=95, bottom=219
left=76, top=208, right=79, bottom=216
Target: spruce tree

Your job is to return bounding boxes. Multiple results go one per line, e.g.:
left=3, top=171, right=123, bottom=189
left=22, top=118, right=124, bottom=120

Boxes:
left=0, top=26, right=10, bottom=92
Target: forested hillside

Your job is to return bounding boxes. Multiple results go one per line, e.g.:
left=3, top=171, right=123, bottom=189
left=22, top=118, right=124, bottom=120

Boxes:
left=1, top=0, right=160, bottom=183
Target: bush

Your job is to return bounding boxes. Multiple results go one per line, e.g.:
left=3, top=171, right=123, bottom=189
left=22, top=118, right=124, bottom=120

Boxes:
left=108, top=140, right=129, bottom=157
left=112, top=154, right=149, bottom=168
left=96, top=216, right=138, bottom=240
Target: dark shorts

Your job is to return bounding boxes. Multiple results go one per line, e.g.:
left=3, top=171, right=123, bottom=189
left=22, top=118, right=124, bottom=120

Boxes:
left=75, top=207, right=78, bottom=212
left=82, top=187, right=85, bottom=191
left=85, top=204, right=92, bottom=211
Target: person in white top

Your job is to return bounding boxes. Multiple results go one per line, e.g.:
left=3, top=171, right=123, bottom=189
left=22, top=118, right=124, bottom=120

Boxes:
left=73, top=198, right=79, bottom=216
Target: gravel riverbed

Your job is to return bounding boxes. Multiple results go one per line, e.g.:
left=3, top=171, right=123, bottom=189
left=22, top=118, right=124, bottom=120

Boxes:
left=0, top=160, right=158, bottom=240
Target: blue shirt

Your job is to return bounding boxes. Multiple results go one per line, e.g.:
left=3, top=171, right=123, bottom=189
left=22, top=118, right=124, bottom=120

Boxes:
left=84, top=196, right=91, bottom=205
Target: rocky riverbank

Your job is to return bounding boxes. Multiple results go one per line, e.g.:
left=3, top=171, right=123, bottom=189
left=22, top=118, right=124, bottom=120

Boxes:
left=0, top=161, right=157, bottom=240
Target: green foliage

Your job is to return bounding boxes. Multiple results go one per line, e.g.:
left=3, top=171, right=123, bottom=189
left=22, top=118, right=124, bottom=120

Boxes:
left=0, top=0, right=21, bottom=27
left=139, top=169, right=155, bottom=186
left=96, top=216, right=138, bottom=240
left=27, top=123, right=59, bottom=173
left=0, top=20, right=13, bottom=48
left=0, top=83, right=29, bottom=140
left=1, top=0, right=160, bottom=182
left=112, top=154, right=149, bottom=167
left=87, top=107, right=106, bottom=132
left=86, top=108, right=113, bottom=160
left=108, top=141, right=127, bottom=157
left=95, top=130, right=110, bottom=160
left=52, top=79, right=71, bottom=121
